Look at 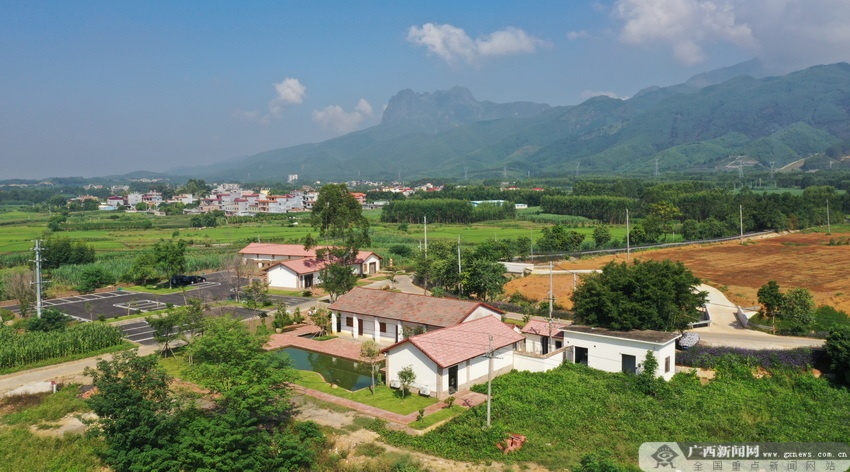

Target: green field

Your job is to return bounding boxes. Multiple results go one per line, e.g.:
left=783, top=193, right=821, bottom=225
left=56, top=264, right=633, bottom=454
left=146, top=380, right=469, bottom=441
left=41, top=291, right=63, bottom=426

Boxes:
left=0, top=209, right=626, bottom=258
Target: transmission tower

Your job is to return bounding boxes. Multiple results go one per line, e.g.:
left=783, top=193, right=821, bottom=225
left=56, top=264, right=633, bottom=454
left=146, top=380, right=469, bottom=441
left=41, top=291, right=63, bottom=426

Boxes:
left=575, top=162, right=580, bottom=178
left=654, top=159, right=659, bottom=178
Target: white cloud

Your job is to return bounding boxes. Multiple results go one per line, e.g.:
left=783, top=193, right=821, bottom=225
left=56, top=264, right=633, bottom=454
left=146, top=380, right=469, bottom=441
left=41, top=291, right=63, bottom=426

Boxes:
left=567, top=30, right=589, bottom=40
left=611, top=0, right=850, bottom=69
left=580, top=90, right=630, bottom=101
left=354, top=98, right=373, bottom=117
left=234, top=77, right=306, bottom=125
left=407, top=23, right=547, bottom=64
left=613, top=0, right=756, bottom=65
left=312, top=99, right=374, bottom=134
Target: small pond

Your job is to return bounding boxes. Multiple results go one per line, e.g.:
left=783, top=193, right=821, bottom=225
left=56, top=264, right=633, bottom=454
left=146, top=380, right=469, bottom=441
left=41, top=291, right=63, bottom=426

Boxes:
left=273, top=346, right=377, bottom=391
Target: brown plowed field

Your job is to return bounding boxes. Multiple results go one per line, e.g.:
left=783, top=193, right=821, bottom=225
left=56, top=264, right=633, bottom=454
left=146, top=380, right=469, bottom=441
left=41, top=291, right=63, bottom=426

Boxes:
left=505, top=231, right=850, bottom=312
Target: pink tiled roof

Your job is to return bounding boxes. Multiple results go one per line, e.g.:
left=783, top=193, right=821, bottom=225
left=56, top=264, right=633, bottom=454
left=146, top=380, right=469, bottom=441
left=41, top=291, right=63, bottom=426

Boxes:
left=383, top=316, right=523, bottom=368
left=239, top=243, right=322, bottom=258
left=264, top=251, right=379, bottom=275
left=330, top=287, right=502, bottom=328
left=521, top=319, right=571, bottom=336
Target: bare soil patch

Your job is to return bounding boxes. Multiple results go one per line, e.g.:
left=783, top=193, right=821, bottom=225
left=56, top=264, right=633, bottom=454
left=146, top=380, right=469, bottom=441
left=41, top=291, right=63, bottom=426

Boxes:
left=506, top=231, right=850, bottom=313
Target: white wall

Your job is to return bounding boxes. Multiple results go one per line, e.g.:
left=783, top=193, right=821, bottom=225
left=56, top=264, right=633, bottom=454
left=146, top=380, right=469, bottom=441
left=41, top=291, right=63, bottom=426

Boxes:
left=385, top=343, right=438, bottom=394
left=562, top=332, right=678, bottom=381
left=462, top=306, right=502, bottom=322
left=266, top=266, right=299, bottom=289
left=513, top=349, right=567, bottom=373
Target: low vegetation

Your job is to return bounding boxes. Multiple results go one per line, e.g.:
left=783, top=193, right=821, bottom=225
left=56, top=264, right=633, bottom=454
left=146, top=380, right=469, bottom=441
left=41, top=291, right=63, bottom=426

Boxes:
left=371, top=363, right=850, bottom=470
left=0, top=319, right=126, bottom=371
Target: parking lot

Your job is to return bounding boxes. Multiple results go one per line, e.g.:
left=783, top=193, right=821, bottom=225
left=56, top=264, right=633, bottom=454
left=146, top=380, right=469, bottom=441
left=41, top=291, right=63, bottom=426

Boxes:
left=4, top=271, right=316, bottom=344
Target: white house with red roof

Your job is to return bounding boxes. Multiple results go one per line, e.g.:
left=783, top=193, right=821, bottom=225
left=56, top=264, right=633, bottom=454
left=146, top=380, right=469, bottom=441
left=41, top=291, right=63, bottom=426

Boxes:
left=521, top=318, right=571, bottom=355
left=239, top=243, right=381, bottom=290
left=328, top=287, right=503, bottom=344
left=381, top=315, right=523, bottom=398
left=263, top=250, right=381, bottom=290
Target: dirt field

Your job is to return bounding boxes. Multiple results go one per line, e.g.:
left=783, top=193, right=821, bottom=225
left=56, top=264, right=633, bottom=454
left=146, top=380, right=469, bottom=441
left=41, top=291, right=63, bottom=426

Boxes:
left=505, top=230, right=850, bottom=313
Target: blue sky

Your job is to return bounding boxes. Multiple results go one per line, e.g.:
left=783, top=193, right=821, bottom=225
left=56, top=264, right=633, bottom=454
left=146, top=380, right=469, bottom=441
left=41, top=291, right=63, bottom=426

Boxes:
left=2, top=0, right=850, bottom=179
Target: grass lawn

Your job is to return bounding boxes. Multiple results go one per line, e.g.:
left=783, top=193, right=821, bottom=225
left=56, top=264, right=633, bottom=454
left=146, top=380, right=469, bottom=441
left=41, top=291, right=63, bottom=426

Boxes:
left=293, top=370, right=437, bottom=415
left=375, top=363, right=850, bottom=470
left=0, top=385, right=104, bottom=471
left=409, top=405, right=465, bottom=430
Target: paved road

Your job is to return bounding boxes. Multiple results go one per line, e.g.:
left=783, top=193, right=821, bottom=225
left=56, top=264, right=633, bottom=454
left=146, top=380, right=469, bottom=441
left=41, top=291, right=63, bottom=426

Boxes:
left=0, top=344, right=160, bottom=397
left=693, top=284, right=824, bottom=349
left=363, top=274, right=428, bottom=295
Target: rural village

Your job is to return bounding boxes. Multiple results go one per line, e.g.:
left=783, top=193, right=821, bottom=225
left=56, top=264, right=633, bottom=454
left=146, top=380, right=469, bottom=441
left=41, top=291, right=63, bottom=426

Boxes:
left=1, top=177, right=849, bottom=472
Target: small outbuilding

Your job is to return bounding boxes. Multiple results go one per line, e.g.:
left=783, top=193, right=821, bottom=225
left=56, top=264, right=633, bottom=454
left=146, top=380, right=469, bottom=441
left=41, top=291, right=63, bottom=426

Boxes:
left=561, top=326, right=681, bottom=381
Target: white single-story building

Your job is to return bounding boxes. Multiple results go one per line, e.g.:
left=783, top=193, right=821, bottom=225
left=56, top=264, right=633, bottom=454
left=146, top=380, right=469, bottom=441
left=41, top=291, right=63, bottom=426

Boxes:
left=263, top=251, right=382, bottom=290
left=560, top=326, right=681, bottom=381
left=382, top=315, right=524, bottom=398
left=521, top=319, right=571, bottom=355
left=328, top=288, right=504, bottom=344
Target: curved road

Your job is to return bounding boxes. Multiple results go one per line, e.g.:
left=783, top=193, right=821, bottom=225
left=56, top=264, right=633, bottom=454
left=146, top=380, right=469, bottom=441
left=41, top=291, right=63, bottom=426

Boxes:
left=696, top=284, right=823, bottom=349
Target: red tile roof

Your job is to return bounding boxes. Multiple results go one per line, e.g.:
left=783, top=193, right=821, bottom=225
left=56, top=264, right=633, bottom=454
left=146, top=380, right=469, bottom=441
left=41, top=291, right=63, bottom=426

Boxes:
left=383, top=316, right=523, bottom=368
left=329, top=287, right=502, bottom=327
left=521, top=319, right=571, bottom=336
left=264, top=251, right=379, bottom=275
left=239, top=243, right=322, bottom=258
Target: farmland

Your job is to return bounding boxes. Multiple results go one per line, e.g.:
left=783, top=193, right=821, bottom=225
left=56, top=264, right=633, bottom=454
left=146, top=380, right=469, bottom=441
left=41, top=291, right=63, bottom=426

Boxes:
left=506, top=226, right=850, bottom=314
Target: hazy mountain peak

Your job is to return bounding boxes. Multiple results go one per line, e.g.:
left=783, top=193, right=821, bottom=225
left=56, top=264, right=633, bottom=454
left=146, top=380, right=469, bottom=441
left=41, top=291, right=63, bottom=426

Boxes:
left=381, top=86, right=550, bottom=134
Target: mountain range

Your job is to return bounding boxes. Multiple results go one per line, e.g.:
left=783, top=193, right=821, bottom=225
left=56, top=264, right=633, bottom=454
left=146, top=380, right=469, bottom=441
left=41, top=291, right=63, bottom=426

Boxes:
left=172, top=60, right=850, bottom=182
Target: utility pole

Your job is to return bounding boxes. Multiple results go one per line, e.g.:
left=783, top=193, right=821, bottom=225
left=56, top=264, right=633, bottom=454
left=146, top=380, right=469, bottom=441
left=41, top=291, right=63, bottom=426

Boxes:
left=457, top=235, right=462, bottom=295
left=33, top=239, right=44, bottom=318
left=503, top=166, right=507, bottom=179
left=826, top=200, right=832, bottom=234
left=739, top=205, right=744, bottom=245
left=530, top=230, right=534, bottom=262
left=769, top=161, right=776, bottom=185
left=626, top=208, right=631, bottom=261
left=486, top=334, right=494, bottom=428
left=423, top=215, right=428, bottom=257
left=548, top=261, right=554, bottom=355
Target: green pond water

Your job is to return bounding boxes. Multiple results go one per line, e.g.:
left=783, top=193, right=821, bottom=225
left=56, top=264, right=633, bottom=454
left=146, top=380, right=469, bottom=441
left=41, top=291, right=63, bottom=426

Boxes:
left=273, top=346, right=377, bottom=391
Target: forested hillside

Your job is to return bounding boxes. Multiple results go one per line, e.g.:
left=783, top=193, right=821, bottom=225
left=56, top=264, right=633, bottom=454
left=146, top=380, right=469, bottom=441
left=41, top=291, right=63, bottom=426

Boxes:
left=176, top=63, right=850, bottom=182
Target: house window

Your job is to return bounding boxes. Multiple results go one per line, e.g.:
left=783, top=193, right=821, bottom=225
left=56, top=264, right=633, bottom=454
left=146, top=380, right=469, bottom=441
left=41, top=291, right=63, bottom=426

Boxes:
left=379, top=322, right=387, bottom=333
left=345, top=317, right=353, bottom=327
left=665, top=356, right=671, bottom=373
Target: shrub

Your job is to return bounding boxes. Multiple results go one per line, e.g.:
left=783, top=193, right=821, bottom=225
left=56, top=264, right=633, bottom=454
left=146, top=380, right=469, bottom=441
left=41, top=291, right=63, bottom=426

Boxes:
left=677, top=346, right=816, bottom=371
left=389, top=244, right=413, bottom=258
left=578, top=449, right=640, bottom=472
left=825, top=326, right=850, bottom=384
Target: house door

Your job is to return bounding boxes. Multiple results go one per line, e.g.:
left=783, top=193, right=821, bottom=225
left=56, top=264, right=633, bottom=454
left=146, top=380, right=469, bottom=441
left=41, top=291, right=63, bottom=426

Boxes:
left=358, top=321, right=364, bottom=337
left=448, top=365, right=458, bottom=394
left=336, top=314, right=341, bottom=333
left=622, top=354, right=637, bottom=374
left=304, top=274, right=314, bottom=288
left=575, top=347, right=588, bottom=365
left=369, top=262, right=377, bottom=274
left=541, top=336, right=549, bottom=355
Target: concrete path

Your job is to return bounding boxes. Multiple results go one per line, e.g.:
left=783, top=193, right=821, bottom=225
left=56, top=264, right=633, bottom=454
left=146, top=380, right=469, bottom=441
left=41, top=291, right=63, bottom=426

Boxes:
left=0, top=344, right=159, bottom=397
left=364, top=274, right=429, bottom=295
left=694, top=284, right=824, bottom=349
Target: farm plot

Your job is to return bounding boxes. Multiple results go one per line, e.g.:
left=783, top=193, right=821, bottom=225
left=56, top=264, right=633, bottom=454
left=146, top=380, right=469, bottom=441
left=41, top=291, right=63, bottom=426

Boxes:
left=505, top=230, right=850, bottom=314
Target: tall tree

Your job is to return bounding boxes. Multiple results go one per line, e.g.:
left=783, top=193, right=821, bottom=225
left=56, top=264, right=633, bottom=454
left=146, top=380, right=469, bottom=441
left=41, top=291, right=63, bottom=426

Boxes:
left=360, top=340, right=382, bottom=395
left=4, top=270, right=35, bottom=317
left=153, top=238, right=187, bottom=288
left=757, top=281, right=784, bottom=330
left=571, top=260, right=706, bottom=331
left=309, top=184, right=371, bottom=301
